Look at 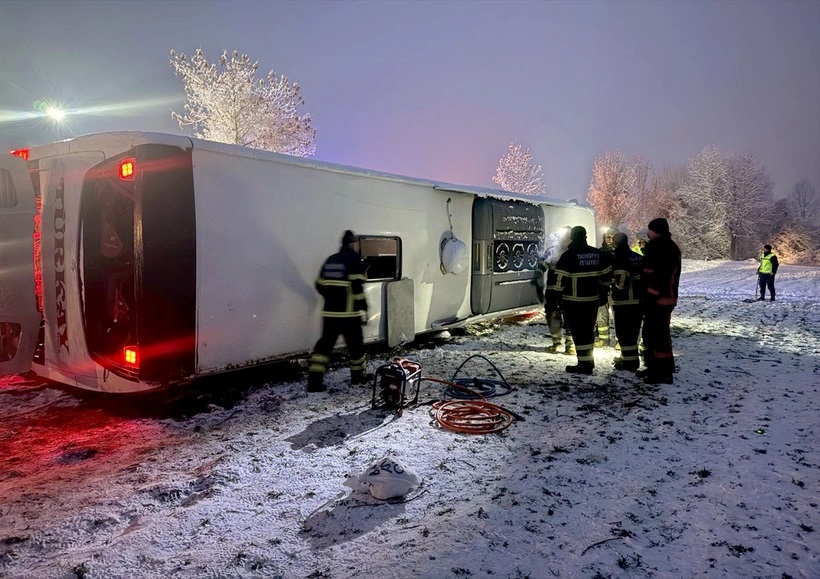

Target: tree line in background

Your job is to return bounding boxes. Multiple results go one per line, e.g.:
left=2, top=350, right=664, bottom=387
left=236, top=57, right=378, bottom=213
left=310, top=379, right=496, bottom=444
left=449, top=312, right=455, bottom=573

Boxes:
left=493, top=143, right=819, bottom=265
left=167, top=48, right=817, bottom=266
left=586, top=148, right=819, bottom=264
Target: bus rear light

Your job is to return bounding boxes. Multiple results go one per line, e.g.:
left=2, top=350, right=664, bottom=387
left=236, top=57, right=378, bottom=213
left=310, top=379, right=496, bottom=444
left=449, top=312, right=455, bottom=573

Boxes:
left=119, top=158, right=135, bottom=180
left=10, top=148, right=29, bottom=161
left=123, top=346, right=139, bottom=367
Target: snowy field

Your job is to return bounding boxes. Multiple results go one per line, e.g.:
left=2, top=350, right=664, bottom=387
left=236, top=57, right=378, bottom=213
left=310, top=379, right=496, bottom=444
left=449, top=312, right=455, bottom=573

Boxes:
left=1, top=259, right=818, bottom=579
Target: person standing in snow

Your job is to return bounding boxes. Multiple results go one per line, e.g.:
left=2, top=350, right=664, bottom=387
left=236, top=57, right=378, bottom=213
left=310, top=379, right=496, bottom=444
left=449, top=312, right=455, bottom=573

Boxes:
left=307, top=230, right=370, bottom=393
left=595, top=227, right=617, bottom=348
left=554, top=226, right=612, bottom=374
left=757, top=244, right=779, bottom=302
left=610, top=232, right=644, bottom=372
left=536, top=228, right=575, bottom=355
left=639, top=218, right=681, bottom=385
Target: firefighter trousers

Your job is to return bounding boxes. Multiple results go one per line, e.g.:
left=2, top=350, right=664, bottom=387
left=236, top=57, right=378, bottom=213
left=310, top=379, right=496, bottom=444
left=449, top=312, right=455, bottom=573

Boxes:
left=563, top=302, right=598, bottom=369
left=309, top=317, right=366, bottom=379
left=642, top=304, right=675, bottom=376
left=613, top=304, right=642, bottom=364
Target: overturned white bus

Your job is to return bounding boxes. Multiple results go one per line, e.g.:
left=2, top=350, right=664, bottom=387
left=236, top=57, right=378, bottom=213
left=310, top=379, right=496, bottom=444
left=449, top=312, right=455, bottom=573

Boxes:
left=0, top=132, right=596, bottom=393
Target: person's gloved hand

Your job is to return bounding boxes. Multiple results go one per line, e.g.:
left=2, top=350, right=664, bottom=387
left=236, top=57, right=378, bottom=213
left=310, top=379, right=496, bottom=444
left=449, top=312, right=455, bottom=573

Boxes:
left=361, top=311, right=369, bottom=326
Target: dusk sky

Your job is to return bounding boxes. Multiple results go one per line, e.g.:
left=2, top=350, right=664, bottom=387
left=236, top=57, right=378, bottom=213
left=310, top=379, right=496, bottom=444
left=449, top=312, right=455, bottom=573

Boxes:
left=1, top=0, right=818, bottom=200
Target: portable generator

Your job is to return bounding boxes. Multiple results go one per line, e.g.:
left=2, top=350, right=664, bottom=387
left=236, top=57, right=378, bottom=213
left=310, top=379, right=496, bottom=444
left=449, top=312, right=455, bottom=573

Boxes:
left=371, top=358, right=421, bottom=417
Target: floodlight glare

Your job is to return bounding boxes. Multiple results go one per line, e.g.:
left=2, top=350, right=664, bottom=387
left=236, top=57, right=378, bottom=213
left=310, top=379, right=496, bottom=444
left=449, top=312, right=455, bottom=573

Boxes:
left=45, top=106, right=67, bottom=122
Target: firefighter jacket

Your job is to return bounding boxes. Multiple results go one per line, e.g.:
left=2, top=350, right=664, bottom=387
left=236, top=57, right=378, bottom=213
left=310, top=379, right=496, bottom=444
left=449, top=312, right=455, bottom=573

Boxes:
left=315, top=247, right=368, bottom=318
left=758, top=251, right=779, bottom=275
left=611, top=243, right=643, bottom=306
left=642, top=234, right=681, bottom=308
left=535, top=258, right=548, bottom=303
left=554, top=242, right=613, bottom=303
left=536, top=257, right=564, bottom=313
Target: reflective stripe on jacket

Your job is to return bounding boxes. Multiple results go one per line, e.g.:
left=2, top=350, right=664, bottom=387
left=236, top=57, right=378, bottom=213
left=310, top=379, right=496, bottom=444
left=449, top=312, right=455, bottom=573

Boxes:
left=612, top=247, right=643, bottom=306
left=555, top=242, right=612, bottom=303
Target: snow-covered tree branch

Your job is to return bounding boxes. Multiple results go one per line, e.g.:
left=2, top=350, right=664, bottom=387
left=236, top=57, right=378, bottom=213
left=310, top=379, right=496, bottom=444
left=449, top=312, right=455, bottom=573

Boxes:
left=169, top=49, right=316, bottom=157
left=724, top=150, right=773, bottom=259
left=492, top=143, right=547, bottom=196
left=788, top=180, right=819, bottom=222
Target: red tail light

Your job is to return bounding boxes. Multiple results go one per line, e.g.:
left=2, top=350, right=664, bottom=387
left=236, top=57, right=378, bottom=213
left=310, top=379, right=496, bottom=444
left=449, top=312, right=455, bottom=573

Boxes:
left=119, top=158, right=135, bottom=180
left=10, top=149, right=30, bottom=161
left=123, top=346, right=139, bottom=367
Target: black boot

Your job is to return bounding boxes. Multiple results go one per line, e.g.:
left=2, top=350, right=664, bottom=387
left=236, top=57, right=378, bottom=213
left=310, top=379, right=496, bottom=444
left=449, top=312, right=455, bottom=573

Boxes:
left=643, top=373, right=673, bottom=385
left=565, top=364, right=594, bottom=375
left=307, top=373, right=326, bottom=393
left=614, top=358, right=639, bottom=372
left=351, top=371, right=374, bottom=385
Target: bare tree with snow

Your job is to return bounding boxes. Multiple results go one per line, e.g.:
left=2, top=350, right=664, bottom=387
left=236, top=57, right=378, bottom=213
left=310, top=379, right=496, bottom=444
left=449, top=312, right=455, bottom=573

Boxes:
left=788, top=180, right=819, bottom=222
left=492, top=143, right=547, bottom=196
left=724, top=150, right=773, bottom=259
left=773, top=180, right=820, bottom=265
left=674, top=145, right=731, bottom=259
left=674, top=147, right=773, bottom=259
left=169, top=48, right=316, bottom=157
left=586, top=150, right=637, bottom=231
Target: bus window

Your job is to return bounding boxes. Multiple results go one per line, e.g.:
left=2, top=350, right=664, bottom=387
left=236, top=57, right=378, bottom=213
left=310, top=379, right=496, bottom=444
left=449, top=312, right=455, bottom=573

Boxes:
left=358, top=236, right=401, bottom=281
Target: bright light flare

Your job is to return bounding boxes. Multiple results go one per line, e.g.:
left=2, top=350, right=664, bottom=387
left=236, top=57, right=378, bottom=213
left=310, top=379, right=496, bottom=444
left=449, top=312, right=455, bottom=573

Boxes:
left=45, top=106, right=66, bottom=123
left=0, top=96, right=181, bottom=126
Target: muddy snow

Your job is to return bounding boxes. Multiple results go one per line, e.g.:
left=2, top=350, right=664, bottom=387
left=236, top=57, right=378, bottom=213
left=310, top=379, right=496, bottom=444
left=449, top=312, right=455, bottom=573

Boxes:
left=1, top=259, right=818, bottom=579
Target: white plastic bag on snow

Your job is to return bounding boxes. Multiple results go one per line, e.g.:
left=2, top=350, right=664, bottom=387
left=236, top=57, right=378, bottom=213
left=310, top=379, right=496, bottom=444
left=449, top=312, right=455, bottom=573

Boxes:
left=344, top=454, right=419, bottom=500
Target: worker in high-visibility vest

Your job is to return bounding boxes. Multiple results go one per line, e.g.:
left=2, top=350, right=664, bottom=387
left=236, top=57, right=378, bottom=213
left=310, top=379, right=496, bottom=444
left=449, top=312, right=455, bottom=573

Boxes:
left=631, top=229, right=649, bottom=255
left=757, top=244, right=779, bottom=302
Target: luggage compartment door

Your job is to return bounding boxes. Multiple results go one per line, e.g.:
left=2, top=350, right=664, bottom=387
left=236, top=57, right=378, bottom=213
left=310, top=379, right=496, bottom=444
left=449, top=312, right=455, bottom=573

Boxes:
left=0, top=155, right=40, bottom=376
left=471, top=198, right=544, bottom=315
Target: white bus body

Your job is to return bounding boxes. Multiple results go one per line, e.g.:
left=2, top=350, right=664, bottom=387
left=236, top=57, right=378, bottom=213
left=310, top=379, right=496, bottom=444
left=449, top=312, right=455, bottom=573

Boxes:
left=0, top=132, right=596, bottom=394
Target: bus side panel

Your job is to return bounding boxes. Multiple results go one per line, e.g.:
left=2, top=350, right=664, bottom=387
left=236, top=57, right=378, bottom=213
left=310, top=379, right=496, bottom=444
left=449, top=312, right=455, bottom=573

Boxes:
left=136, top=145, right=197, bottom=383
left=190, top=149, right=473, bottom=374
left=471, top=198, right=493, bottom=315
left=470, top=198, right=544, bottom=316
left=38, top=153, right=105, bottom=389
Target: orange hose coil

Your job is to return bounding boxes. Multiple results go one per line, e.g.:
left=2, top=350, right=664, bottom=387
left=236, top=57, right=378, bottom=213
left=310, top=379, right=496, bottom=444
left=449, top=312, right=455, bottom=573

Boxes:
left=424, top=376, right=514, bottom=434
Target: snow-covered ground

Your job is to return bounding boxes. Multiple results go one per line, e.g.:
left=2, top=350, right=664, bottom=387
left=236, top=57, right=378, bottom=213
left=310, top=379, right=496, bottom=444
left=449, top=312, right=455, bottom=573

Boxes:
left=1, top=259, right=818, bottom=579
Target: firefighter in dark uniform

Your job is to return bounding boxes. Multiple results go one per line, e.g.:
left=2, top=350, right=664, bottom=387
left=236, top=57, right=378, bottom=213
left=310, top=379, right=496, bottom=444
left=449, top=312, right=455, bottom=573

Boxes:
left=595, top=227, right=617, bottom=347
left=639, top=218, right=681, bottom=385
left=611, top=232, right=644, bottom=372
left=554, top=226, right=612, bottom=374
left=307, top=230, right=370, bottom=393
